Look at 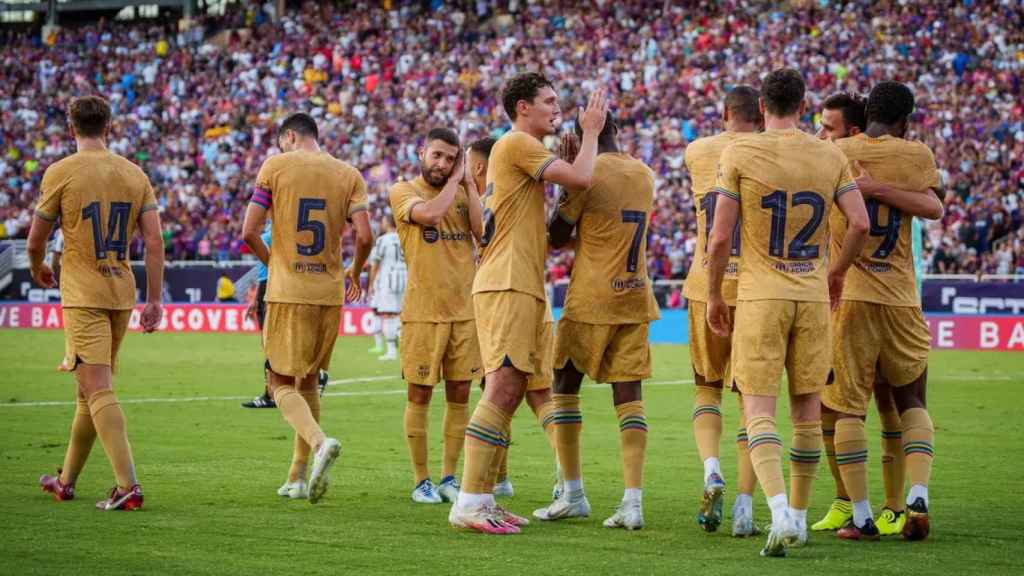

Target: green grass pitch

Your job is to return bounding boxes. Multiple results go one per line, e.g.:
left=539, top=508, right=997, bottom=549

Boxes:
left=1, top=329, right=1022, bottom=575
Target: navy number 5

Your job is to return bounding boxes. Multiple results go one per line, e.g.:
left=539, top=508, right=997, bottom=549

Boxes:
left=296, top=198, right=326, bottom=256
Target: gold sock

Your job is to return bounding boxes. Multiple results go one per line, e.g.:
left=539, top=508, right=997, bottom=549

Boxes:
left=789, top=420, right=823, bottom=511
left=273, top=386, right=326, bottom=452
left=486, top=441, right=508, bottom=492
left=497, top=443, right=509, bottom=482
left=735, top=399, right=757, bottom=495
left=287, top=390, right=319, bottom=482
left=615, top=401, right=647, bottom=489
left=822, top=411, right=849, bottom=499
left=692, top=386, right=723, bottom=462
left=532, top=399, right=558, bottom=456
left=552, top=394, right=583, bottom=482
left=88, top=389, right=137, bottom=489
left=441, top=401, right=468, bottom=479
left=878, top=409, right=905, bottom=511
left=901, top=407, right=934, bottom=491
left=746, top=415, right=785, bottom=498
left=60, top=398, right=96, bottom=486
left=461, top=400, right=511, bottom=494
left=834, top=418, right=868, bottom=509
left=404, top=401, right=430, bottom=483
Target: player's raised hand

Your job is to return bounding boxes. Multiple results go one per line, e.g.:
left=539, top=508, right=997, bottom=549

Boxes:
left=449, top=148, right=466, bottom=187
left=140, top=301, right=162, bottom=333
left=559, top=132, right=580, bottom=163
left=31, top=263, right=56, bottom=289
left=579, top=88, right=608, bottom=135
left=853, top=161, right=879, bottom=198
left=344, top=266, right=363, bottom=303
left=828, top=268, right=846, bottom=311
left=706, top=295, right=731, bottom=338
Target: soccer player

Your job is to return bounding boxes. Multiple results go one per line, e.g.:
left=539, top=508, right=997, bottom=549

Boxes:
left=242, top=221, right=277, bottom=409
left=817, top=92, right=866, bottom=141
left=533, top=111, right=658, bottom=531
left=367, top=215, right=406, bottom=361
left=706, top=68, right=870, bottom=557
left=389, top=127, right=483, bottom=504
left=823, top=81, right=943, bottom=541
left=366, top=236, right=385, bottom=354
left=242, top=112, right=373, bottom=504
left=813, top=91, right=911, bottom=537
left=447, top=73, right=608, bottom=535
left=468, top=136, right=561, bottom=501
left=681, top=85, right=762, bottom=536
left=31, top=95, right=164, bottom=510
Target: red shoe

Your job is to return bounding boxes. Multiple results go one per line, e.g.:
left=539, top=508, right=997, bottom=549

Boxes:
left=837, top=518, right=881, bottom=541
left=39, top=469, right=75, bottom=501
left=902, top=497, right=929, bottom=541
left=96, top=485, right=144, bottom=511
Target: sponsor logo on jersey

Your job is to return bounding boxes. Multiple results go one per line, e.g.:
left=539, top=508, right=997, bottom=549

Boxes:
left=423, top=227, right=439, bottom=243
left=294, top=262, right=328, bottom=274
left=611, top=277, right=647, bottom=292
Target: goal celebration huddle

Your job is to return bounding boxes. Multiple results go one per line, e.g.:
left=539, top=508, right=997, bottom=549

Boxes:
left=28, top=66, right=939, bottom=558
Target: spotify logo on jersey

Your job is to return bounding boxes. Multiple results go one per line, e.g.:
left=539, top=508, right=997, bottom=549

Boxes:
left=423, top=227, right=439, bottom=244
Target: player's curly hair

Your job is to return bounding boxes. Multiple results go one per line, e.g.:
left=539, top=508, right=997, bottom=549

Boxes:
left=823, top=92, right=867, bottom=132
left=502, top=73, right=554, bottom=121
left=68, top=95, right=111, bottom=138
left=761, top=68, right=805, bottom=117
left=866, top=81, right=915, bottom=126
left=469, top=136, right=497, bottom=160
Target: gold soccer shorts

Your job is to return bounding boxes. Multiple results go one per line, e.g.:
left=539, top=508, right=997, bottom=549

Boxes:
left=526, top=319, right=554, bottom=391
left=823, top=300, right=931, bottom=415
left=263, top=303, right=341, bottom=379
left=687, top=300, right=735, bottom=384
left=473, top=290, right=546, bottom=376
left=554, top=318, right=652, bottom=383
left=731, top=299, right=831, bottom=397
left=62, top=307, right=132, bottom=371
left=400, top=320, right=482, bottom=385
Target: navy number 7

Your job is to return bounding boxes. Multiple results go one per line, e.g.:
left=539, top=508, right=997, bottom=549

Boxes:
left=700, top=193, right=741, bottom=256
left=621, top=210, right=647, bottom=273
left=297, top=198, right=326, bottom=256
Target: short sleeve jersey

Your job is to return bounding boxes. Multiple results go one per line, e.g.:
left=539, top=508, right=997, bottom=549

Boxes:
left=831, top=134, right=941, bottom=307
left=557, top=153, right=660, bottom=324
left=473, top=130, right=557, bottom=301
left=714, top=128, right=858, bottom=302
left=35, top=150, right=158, bottom=309
left=390, top=176, right=476, bottom=322
left=682, top=132, right=753, bottom=305
left=251, top=150, right=368, bottom=306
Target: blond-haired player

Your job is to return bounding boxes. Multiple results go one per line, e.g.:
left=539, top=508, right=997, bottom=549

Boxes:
left=447, top=73, right=608, bottom=535
left=389, top=127, right=483, bottom=505
left=31, top=95, right=164, bottom=511
left=242, top=112, right=373, bottom=504
left=682, top=85, right=763, bottom=536
left=706, top=68, right=870, bottom=557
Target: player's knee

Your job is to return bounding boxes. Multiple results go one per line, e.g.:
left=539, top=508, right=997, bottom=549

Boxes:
left=611, top=381, right=642, bottom=405
left=481, top=368, right=526, bottom=411
left=408, top=383, right=433, bottom=404
left=553, top=362, right=583, bottom=395
left=790, top=392, right=822, bottom=423
left=444, top=380, right=470, bottom=404
left=74, top=364, right=113, bottom=397
left=525, top=388, right=552, bottom=411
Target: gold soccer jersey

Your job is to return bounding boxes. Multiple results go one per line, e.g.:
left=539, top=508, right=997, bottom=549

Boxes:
left=473, top=130, right=556, bottom=301
left=682, top=132, right=751, bottom=306
left=830, top=134, right=941, bottom=307
left=714, top=128, right=858, bottom=303
left=35, top=150, right=158, bottom=310
left=389, top=176, right=476, bottom=322
left=557, top=153, right=660, bottom=324
left=252, top=150, right=368, bottom=306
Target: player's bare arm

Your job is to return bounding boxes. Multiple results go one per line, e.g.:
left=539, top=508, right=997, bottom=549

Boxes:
left=705, top=193, right=739, bottom=337
left=242, top=203, right=271, bottom=266
left=854, top=161, right=943, bottom=220
left=138, top=208, right=165, bottom=333
left=26, top=215, right=57, bottom=289
left=828, top=187, right=871, bottom=309
left=345, top=210, right=374, bottom=303
left=539, top=89, right=607, bottom=190
left=547, top=133, right=582, bottom=248
left=410, top=149, right=463, bottom=226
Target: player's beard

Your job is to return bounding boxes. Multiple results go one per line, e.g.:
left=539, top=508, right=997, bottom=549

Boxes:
left=422, top=164, right=451, bottom=188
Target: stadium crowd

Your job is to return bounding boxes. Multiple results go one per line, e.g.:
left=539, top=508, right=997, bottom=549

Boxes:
left=0, top=0, right=1022, bottom=278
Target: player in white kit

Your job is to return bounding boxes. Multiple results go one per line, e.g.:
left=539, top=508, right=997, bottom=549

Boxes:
left=368, top=215, right=407, bottom=361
